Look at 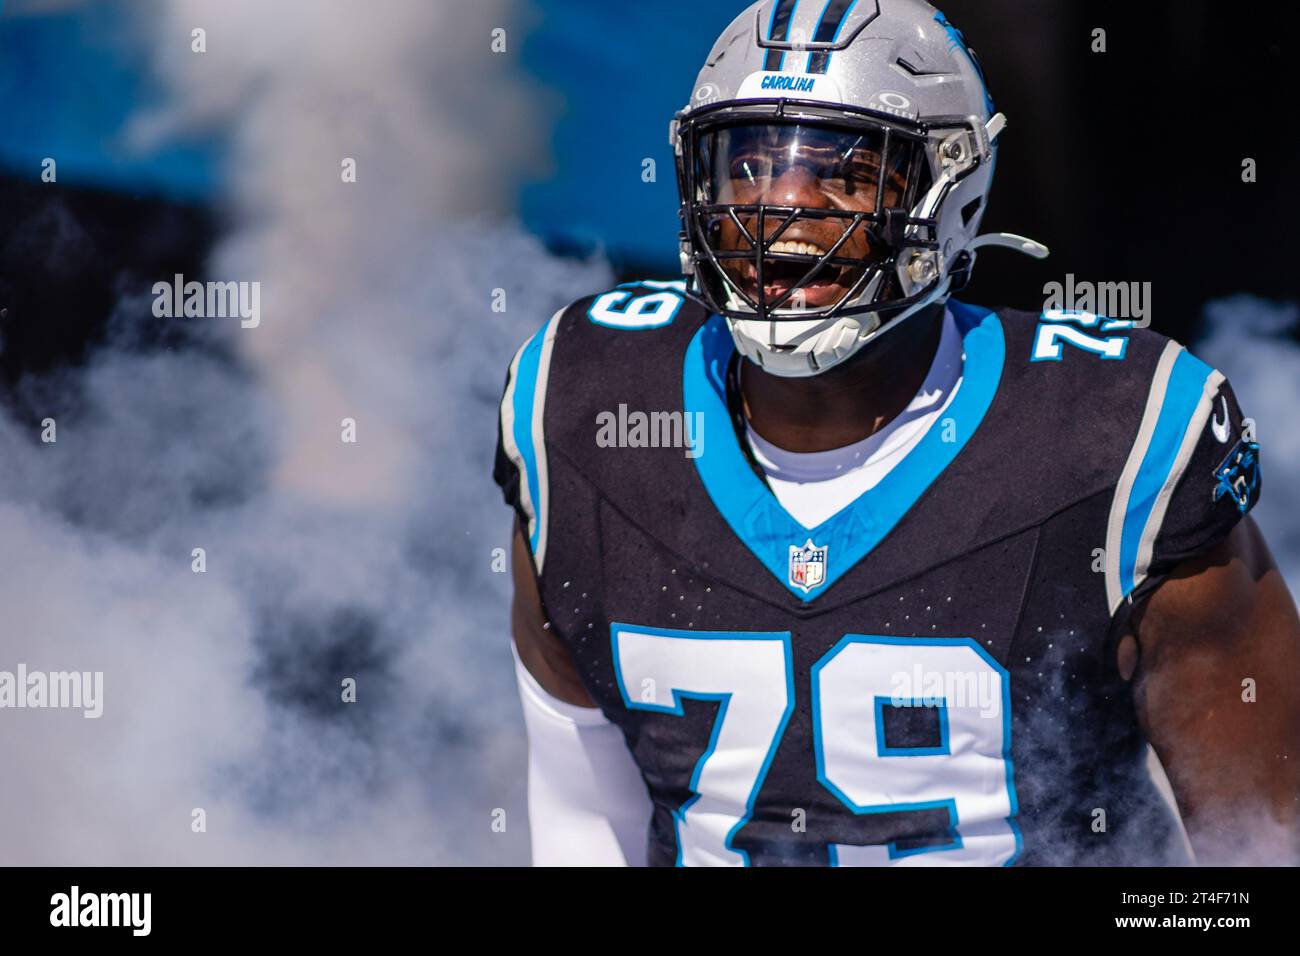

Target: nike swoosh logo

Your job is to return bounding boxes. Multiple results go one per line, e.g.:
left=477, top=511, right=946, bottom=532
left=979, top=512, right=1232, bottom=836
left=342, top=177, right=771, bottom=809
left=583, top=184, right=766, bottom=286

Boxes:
left=1211, top=395, right=1230, bottom=443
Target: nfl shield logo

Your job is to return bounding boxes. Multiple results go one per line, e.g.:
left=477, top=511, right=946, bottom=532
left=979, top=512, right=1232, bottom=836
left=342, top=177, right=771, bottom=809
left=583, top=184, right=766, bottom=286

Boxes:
left=788, top=538, right=828, bottom=593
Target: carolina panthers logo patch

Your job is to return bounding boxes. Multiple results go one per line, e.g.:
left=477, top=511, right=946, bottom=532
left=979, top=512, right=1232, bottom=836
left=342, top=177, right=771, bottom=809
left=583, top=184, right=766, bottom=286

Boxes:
left=1212, top=439, right=1261, bottom=514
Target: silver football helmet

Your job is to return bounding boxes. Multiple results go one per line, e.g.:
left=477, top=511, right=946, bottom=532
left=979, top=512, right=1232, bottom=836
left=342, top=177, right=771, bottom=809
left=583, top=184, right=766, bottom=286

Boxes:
left=672, top=0, right=1048, bottom=376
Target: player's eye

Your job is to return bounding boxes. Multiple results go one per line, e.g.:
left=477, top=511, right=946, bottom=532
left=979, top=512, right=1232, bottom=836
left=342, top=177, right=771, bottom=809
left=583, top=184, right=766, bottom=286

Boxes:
left=728, top=152, right=767, bottom=182
left=848, top=156, right=879, bottom=178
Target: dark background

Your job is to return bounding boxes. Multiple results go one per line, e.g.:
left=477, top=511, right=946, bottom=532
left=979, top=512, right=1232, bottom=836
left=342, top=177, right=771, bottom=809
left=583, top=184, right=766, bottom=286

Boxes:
left=936, top=0, right=1299, bottom=338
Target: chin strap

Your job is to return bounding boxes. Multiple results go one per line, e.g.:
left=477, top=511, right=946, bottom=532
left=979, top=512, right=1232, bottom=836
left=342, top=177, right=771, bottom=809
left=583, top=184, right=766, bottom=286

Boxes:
left=968, top=232, right=1050, bottom=259
left=958, top=115, right=1050, bottom=269
left=945, top=233, right=1049, bottom=294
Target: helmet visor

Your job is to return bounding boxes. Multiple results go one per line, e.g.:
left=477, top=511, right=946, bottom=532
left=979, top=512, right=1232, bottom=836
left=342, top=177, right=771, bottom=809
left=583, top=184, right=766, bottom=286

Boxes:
left=690, top=120, right=927, bottom=315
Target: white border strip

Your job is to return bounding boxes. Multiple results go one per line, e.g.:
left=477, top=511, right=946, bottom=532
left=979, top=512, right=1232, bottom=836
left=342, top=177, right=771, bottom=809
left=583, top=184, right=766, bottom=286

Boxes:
left=498, top=308, right=563, bottom=574
left=499, top=339, right=535, bottom=536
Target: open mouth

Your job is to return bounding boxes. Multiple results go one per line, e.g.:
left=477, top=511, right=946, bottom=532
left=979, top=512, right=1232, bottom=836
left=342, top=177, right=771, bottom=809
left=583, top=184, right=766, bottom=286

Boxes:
left=731, top=240, right=855, bottom=308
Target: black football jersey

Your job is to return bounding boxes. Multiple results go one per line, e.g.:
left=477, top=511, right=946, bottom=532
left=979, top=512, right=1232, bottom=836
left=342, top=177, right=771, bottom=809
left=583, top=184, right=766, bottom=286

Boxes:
left=494, top=281, right=1262, bottom=867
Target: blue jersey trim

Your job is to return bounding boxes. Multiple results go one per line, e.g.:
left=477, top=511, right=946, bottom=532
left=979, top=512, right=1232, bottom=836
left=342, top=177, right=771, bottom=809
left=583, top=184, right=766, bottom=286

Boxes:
left=511, top=326, right=549, bottom=552
left=681, top=301, right=1006, bottom=601
left=1118, top=349, right=1215, bottom=596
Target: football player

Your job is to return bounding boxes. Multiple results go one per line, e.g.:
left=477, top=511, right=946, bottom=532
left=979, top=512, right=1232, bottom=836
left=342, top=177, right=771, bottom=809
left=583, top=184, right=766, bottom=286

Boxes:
left=495, top=0, right=1299, bottom=866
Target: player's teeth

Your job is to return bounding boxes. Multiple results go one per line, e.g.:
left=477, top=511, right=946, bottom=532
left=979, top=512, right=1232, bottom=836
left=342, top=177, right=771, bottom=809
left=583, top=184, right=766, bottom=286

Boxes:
left=769, top=240, right=825, bottom=256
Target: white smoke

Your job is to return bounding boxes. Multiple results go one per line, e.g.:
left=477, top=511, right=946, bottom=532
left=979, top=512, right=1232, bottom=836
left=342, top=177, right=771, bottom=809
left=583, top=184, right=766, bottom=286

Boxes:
left=1172, top=296, right=1300, bottom=865
left=1196, top=295, right=1300, bottom=586
left=2, top=1, right=1296, bottom=869
left=0, top=0, right=610, bottom=863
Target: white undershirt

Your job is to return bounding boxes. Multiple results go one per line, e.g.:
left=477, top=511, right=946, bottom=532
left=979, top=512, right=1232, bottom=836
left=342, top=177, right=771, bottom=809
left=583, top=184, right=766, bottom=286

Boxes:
left=744, top=307, right=965, bottom=529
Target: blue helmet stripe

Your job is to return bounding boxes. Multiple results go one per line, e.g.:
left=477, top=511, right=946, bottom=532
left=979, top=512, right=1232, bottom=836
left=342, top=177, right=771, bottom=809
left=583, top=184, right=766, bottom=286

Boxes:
left=807, top=0, right=858, bottom=73
left=763, top=0, right=801, bottom=72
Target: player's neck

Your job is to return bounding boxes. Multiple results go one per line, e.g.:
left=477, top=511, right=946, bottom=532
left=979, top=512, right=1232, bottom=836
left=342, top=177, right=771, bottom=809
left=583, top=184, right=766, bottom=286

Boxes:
left=739, top=303, right=946, bottom=453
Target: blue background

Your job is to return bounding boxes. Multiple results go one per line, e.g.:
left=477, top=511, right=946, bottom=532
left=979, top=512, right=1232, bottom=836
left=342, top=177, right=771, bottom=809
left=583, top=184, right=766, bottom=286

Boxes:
left=0, top=0, right=744, bottom=268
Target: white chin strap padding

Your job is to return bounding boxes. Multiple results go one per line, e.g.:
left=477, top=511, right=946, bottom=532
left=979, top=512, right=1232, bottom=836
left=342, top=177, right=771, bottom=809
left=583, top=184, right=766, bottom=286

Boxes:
left=727, top=314, right=865, bottom=378
left=727, top=272, right=954, bottom=378
left=985, top=111, right=1007, bottom=143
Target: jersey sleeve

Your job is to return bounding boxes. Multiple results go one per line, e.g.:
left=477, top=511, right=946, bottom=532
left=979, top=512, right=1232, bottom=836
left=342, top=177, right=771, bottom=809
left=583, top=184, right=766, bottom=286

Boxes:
left=1147, top=376, right=1260, bottom=570
left=493, top=309, right=564, bottom=573
left=1107, top=349, right=1261, bottom=611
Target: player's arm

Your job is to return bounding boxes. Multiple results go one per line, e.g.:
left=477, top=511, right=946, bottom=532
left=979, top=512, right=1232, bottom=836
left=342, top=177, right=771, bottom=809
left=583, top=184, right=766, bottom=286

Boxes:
left=509, top=517, right=653, bottom=866
left=510, top=516, right=593, bottom=706
left=1130, top=515, right=1300, bottom=864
